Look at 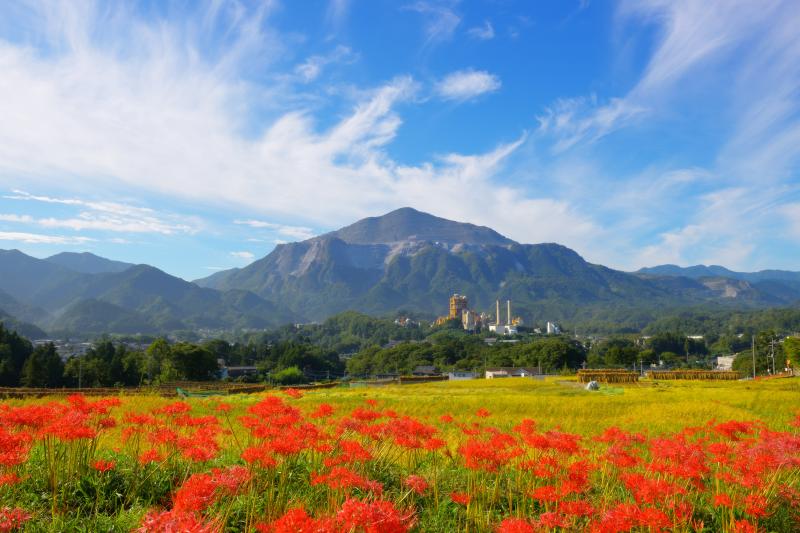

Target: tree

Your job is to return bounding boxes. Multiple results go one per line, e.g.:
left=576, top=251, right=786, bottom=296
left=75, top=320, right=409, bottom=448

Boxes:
left=168, top=343, right=218, bottom=381
left=784, top=336, right=799, bottom=373
left=272, top=366, right=307, bottom=385
left=20, top=343, right=64, bottom=388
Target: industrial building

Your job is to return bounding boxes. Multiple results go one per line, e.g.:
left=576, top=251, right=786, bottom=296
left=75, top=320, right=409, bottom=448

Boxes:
left=488, top=299, right=519, bottom=335
left=434, top=294, right=522, bottom=334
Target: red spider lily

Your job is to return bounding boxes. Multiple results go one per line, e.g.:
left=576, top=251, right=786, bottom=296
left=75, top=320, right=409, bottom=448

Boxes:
left=744, top=493, right=770, bottom=518
left=637, top=506, right=671, bottom=530
left=475, top=408, right=491, bottom=418
left=603, top=444, right=640, bottom=469
left=619, top=472, right=686, bottom=504
left=403, top=474, right=429, bottom=495
left=67, top=395, right=121, bottom=415
left=364, top=399, right=378, bottom=407
left=139, top=449, right=163, bottom=465
left=324, top=439, right=372, bottom=467
left=0, top=507, right=31, bottom=532
left=255, top=507, right=334, bottom=533
left=311, top=403, right=335, bottom=419
left=458, top=432, right=522, bottom=472
left=537, top=511, right=569, bottom=529
left=439, top=414, right=454, bottom=424
left=242, top=445, right=277, bottom=468
left=496, top=517, right=535, bottom=533
left=213, top=402, right=232, bottom=414
left=336, top=498, right=415, bottom=533
left=173, top=473, right=219, bottom=513
left=450, top=492, right=470, bottom=506
left=209, top=466, right=250, bottom=493
left=713, top=493, right=733, bottom=508
left=283, top=388, right=303, bottom=399
left=595, top=426, right=646, bottom=446
left=175, top=415, right=220, bottom=428
left=154, top=401, right=192, bottom=417
left=731, top=519, right=758, bottom=533
left=349, top=407, right=384, bottom=422
left=137, top=510, right=221, bottom=533
left=529, top=484, right=561, bottom=503
left=521, top=429, right=583, bottom=455
left=0, top=427, right=31, bottom=467
left=558, top=499, right=595, bottom=517
left=91, top=459, right=116, bottom=473
left=0, top=473, right=21, bottom=487
left=311, top=466, right=382, bottom=494
left=386, top=416, right=440, bottom=449
left=713, top=420, right=758, bottom=440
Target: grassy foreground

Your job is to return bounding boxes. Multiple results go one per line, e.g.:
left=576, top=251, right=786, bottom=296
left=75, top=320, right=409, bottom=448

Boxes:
left=0, top=377, right=798, bottom=532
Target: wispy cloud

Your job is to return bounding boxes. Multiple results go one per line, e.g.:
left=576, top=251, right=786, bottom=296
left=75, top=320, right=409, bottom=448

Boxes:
left=294, top=45, right=355, bottom=83
left=467, top=21, right=494, bottom=40
left=3, top=191, right=198, bottom=234
left=405, top=1, right=461, bottom=46
left=230, top=251, right=255, bottom=261
left=234, top=219, right=316, bottom=241
left=0, top=231, right=94, bottom=245
left=436, top=69, right=501, bottom=102
left=536, top=95, right=645, bottom=152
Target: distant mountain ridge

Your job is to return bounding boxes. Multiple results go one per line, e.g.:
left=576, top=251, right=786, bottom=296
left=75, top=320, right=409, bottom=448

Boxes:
left=45, top=251, right=134, bottom=274
left=0, top=249, right=293, bottom=336
left=637, top=264, right=800, bottom=283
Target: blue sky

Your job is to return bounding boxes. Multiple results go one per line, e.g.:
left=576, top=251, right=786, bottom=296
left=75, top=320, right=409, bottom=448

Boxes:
left=0, top=0, right=799, bottom=281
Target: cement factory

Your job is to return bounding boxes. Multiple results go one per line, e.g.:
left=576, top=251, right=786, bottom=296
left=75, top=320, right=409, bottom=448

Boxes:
left=435, top=294, right=526, bottom=335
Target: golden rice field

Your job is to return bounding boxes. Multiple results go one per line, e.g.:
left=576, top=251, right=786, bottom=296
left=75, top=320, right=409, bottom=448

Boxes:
left=1, top=376, right=799, bottom=532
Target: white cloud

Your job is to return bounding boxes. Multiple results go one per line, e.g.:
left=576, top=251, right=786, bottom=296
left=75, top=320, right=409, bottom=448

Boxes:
left=0, top=231, right=94, bottom=245
left=0, top=1, right=601, bottom=258
left=405, top=1, right=461, bottom=45
left=536, top=95, right=645, bottom=153
left=230, top=251, right=255, bottom=261
left=435, top=69, right=501, bottom=102
left=467, top=21, right=494, bottom=40
left=294, top=45, right=355, bottom=83
left=234, top=219, right=316, bottom=241
left=3, top=191, right=198, bottom=234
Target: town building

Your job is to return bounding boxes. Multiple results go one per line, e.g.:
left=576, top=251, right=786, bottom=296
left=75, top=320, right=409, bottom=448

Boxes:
left=412, top=365, right=440, bottom=376
left=448, top=371, right=479, bottom=380
left=485, top=367, right=539, bottom=379
left=716, top=355, right=736, bottom=371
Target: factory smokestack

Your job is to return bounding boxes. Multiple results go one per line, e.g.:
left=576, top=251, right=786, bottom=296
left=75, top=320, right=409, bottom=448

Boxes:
left=496, top=300, right=500, bottom=326
left=507, top=300, right=511, bottom=326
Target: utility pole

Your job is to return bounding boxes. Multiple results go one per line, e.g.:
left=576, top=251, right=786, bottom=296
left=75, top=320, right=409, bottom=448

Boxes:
left=770, top=336, right=776, bottom=375
left=751, top=335, right=756, bottom=379
left=78, top=356, right=83, bottom=389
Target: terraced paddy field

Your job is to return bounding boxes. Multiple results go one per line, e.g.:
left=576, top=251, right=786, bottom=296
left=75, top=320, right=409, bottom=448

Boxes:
left=1, top=377, right=798, bottom=532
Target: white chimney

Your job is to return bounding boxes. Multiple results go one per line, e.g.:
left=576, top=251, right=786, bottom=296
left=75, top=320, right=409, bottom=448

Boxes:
left=507, top=300, right=511, bottom=326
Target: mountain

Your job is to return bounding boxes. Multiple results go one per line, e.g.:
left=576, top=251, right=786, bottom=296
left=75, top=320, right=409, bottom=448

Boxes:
left=636, top=264, right=800, bottom=305
left=0, top=308, right=48, bottom=339
left=45, top=251, right=134, bottom=274
left=197, top=207, right=792, bottom=324
left=0, top=249, right=294, bottom=335
left=326, top=207, right=514, bottom=246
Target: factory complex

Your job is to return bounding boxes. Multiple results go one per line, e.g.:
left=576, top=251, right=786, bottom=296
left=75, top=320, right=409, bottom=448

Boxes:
left=434, top=293, right=556, bottom=336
